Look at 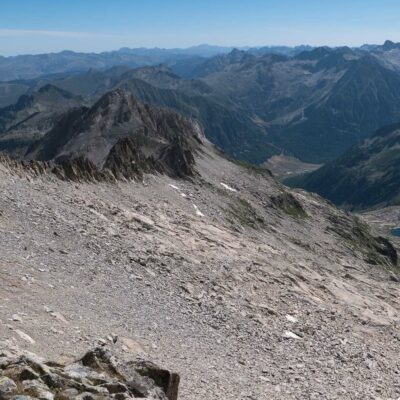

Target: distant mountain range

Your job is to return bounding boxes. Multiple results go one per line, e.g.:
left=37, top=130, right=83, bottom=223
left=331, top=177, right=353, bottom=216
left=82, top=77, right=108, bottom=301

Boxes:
left=3, top=41, right=400, bottom=166
left=0, top=67, right=275, bottom=163
left=0, top=44, right=313, bottom=82
left=0, top=42, right=394, bottom=82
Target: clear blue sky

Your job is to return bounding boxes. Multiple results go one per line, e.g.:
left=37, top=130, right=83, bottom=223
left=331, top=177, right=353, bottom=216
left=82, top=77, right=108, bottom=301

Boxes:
left=1, top=0, right=400, bottom=56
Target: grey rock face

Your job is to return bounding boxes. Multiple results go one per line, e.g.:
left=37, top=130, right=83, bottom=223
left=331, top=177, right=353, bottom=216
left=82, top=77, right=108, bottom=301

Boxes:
left=0, top=347, right=179, bottom=400
left=0, top=376, right=18, bottom=398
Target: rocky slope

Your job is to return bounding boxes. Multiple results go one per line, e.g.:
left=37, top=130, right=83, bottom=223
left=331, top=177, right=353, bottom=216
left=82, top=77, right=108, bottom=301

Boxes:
left=286, top=122, right=400, bottom=210
left=0, top=130, right=400, bottom=399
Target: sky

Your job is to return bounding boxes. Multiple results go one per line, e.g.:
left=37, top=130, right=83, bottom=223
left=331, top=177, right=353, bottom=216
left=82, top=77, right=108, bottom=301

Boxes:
left=1, top=0, right=400, bottom=56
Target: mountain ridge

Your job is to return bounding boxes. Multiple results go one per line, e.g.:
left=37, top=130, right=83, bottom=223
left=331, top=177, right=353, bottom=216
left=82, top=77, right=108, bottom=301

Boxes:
left=285, top=122, right=400, bottom=210
left=25, top=88, right=205, bottom=180
left=3, top=41, right=400, bottom=166
left=1, top=41, right=399, bottom=82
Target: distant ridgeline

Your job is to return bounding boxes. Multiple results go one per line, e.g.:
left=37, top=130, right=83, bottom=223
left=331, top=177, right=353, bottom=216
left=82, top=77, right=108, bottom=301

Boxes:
left=2, top=41, right=400, bottom=165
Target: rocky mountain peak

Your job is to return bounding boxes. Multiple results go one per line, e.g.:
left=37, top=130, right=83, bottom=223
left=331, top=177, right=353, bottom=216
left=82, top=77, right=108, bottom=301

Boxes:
left=295, top=46, right=332, bottom=60
left=25, top=88, right=204, bottom=180
left=88, top=87, right=138, bottom=114
left=225, top=48, right=254, bottom=63
left=382, top=39, right=400, bottom=50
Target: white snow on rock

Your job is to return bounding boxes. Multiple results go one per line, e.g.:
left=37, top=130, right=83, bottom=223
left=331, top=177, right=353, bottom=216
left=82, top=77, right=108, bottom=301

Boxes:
left=220, top=183, right=237, bottom=192
left=170, top=183, right=188, bottom=198
left=283, top=330, right=301, bottom=340
left=193, top=204, right=204, bottom=217
left=285, top=315, right=298, bottom=323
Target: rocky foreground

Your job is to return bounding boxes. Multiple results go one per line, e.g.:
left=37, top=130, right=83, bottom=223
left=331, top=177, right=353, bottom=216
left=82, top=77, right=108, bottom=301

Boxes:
left=0, top=344, right=178, bottom=399
left=1, top=140, right=400, bottom=399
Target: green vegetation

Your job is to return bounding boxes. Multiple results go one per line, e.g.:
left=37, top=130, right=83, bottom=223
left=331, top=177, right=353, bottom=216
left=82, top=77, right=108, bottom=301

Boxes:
left=326, top=214, right=398, bottom=267
left=270, top=192, right=308, bottom=219
left=226, top=197, right=265, bottom=229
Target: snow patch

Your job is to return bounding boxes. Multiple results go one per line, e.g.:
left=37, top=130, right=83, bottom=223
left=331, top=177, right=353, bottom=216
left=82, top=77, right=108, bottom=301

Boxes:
left=193, top=204, right=204, bottom=217
left=285, top=315, right=298, bottom=323
left=283, top=330, right=301, bottom=340
left=170, top=183, right=188, bottom=198
left=220, top=182, right=237, bottom=192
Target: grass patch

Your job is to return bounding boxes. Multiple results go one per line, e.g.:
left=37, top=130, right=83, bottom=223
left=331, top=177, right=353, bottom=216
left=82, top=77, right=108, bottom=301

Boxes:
left=270, top=192, right=308, bottom=219
left=326, top=214, right=398, bottom=268
left=226, top=197, right=265, bottom=229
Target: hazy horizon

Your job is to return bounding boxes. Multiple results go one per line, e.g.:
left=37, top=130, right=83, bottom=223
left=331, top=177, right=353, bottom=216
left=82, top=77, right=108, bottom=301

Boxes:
left=1, top=0, right=400, bottom=56
left=0, top=40, right=397, bottom=58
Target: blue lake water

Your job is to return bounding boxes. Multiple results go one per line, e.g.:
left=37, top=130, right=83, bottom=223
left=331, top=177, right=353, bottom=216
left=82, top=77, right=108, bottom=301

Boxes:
left=391, top=228, right=400, bottom=237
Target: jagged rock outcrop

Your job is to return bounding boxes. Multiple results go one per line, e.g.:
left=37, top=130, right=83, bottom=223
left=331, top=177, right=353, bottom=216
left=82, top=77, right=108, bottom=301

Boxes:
left=51, top=156, right=108, bottom=182
left=0, top=153, right=51, bottom=178
left=103, top=137, right=159, bottom=181
left=0, top=345, right=179, bottom=400
left=156, top=136, right=198, bottom=178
